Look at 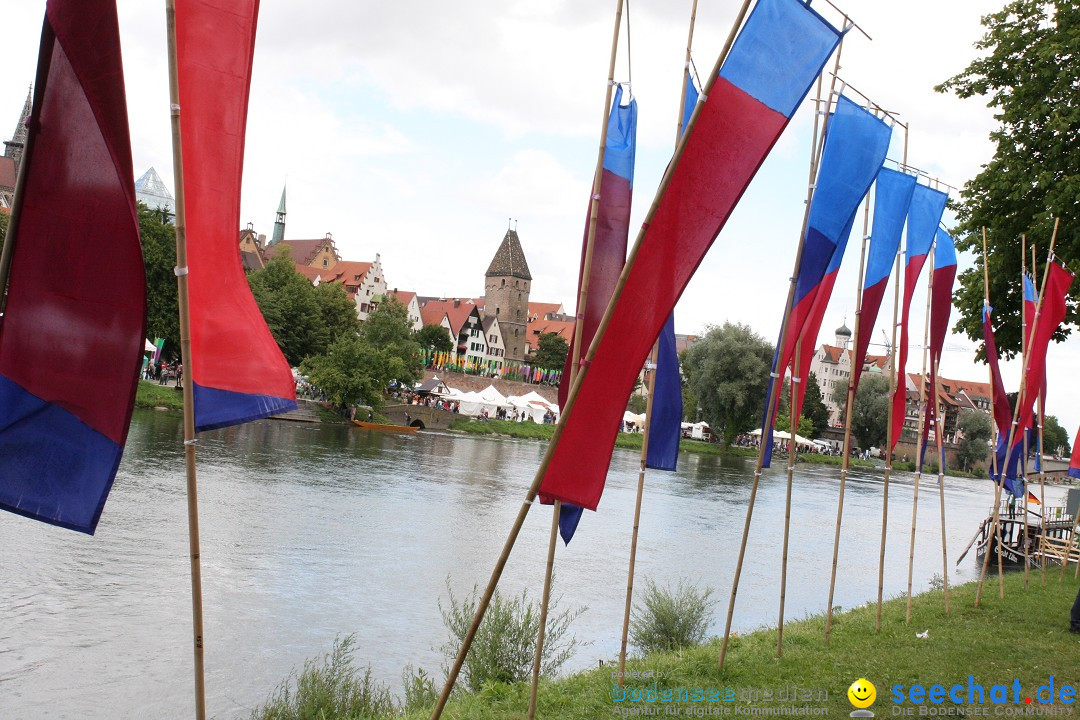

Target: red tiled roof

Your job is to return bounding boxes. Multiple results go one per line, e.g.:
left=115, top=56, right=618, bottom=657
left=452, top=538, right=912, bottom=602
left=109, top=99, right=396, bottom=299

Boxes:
left=421, top=300, right=479, bottom=336
left=528, top=301, right=563, bottom=320
left=525, top=319, right=575, bottom=351
left=322, top=261, right=372, bottom=286
left=273, top=238, right=334, bottom=265
left=390, top=290, right=416, bottom=305
left=420, top=307, right=447, bottom=328
left=293, top=265, right=324, bottom=282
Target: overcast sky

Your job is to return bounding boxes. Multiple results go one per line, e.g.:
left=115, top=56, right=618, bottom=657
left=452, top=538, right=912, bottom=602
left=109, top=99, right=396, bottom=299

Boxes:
left=5, top=0, right=1077, bottom=438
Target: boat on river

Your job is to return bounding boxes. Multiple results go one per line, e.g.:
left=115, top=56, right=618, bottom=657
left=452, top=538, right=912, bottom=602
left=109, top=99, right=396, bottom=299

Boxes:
left=972, top=500, right=1077, bottom=569
left=350, top=418, right=418, bottom=434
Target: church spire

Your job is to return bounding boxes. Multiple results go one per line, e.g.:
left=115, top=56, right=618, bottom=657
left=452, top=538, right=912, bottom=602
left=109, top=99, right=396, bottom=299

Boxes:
left=4, top=85, right=33, bottom=172
left=270, top=185, right=286, bottom=245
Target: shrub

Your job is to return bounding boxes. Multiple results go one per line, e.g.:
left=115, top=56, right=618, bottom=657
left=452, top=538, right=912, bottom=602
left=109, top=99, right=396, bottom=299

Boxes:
left=439, top=577, right=585, bottom=692
left=249, top=634, right=396, bottom=720
left=401, top=664, right=437, bottom=713
left=629, top=578, right=716, bottom=655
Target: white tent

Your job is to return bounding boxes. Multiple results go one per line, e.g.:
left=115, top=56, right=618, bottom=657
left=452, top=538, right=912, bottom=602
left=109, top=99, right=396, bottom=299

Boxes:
left=506, top=392, right=559, bottom=423
left=456, top=385, right=513, bottom=417
left=144, top=338, right=157, bottom=352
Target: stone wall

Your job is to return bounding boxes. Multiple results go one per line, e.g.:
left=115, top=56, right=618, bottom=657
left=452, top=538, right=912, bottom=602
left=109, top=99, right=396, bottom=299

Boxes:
left=424, top=369, right=559, bottom=404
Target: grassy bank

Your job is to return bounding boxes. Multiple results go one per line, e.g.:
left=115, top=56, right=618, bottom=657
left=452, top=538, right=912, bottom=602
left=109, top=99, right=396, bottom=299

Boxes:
left=254, top=571, right=1080, bottom=719
left=134, top=379, right=184, bottom=411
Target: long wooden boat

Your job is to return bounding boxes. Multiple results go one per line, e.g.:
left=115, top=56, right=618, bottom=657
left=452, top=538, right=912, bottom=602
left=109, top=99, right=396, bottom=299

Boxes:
left=350, top=419, right=419, bottom=434
left=973, top=501, right=1076, bottom=569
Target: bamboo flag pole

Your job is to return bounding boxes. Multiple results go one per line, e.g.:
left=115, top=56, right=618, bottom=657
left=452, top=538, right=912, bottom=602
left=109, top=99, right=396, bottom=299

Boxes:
left=432, top=4, right=754, bottom=716
left=0, top=126, right=31, bottom=314
left=1020, top=237, right=1032, bottom=588
left=777, top=338, right=801, bottom=658
left=977, top=219, right=1059, bottom=605
left=718, top=32, right=848, bottom=670
left=975, top=229, right=1008, bottom=605
left=615, top=0, right=698, bottom=686
left=904, top=243, right=936, bottom=624
left=1030, top=243, right=1049, bottom=586
left=876, top=124, right=909, bottom=633
left=165, top=2, right=207, bottom=718
left=617, top=344, right=658, bottom=685
left=824, top=192, right=872, bottom=644
left=931, top=353, right=950, bottom=614
left=528, top=2, right=625, bottom=715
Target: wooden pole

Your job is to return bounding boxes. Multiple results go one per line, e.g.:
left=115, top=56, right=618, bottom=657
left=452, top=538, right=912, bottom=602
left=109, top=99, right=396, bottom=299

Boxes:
left=932, top=354, right=950, bottom=614
left=777, top=339, right=800, bottom=658
left=977, top=219, right=1059, bottom=605
left=0, top=126, right=32, bottom=316
left=1020, top=238, right=1031, bottom=588
left=1030, top=244, right=1049, bottom=586
left=824, top=192, right=872, bottom=643
left=876, top=122, right=909, bottom=632
left=528, top=3, right=625, bottom=714
left=717, top=29, right=847, bottom=670
left=905, top=245, right=935, bottom=624
left=975, top=229, right=1005, bottom=608
left=165, top=3, right=206, bottom=718
left=432, top=3, right=754, bottom=715
left=617, top=345, right=658, bottom=685
left=615, top=0, right=698, bottom=685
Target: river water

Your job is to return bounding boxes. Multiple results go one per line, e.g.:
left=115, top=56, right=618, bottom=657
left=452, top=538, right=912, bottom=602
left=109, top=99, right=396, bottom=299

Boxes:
left=0, top=410, right=1050, bottom=719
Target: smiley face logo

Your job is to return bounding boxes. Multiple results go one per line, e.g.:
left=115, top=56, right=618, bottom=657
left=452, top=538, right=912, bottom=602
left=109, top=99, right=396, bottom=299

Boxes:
left=848, top=678, right=876, bottom=709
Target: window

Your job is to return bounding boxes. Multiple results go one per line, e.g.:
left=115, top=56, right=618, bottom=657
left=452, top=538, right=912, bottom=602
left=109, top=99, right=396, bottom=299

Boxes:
left=323, top=258, right=328, bottom=267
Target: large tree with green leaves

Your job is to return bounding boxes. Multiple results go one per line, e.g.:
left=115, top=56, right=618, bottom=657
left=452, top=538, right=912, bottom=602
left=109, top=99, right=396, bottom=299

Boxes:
left=300, top=297, right=422, bottom=408
left=681, top=322, right=773, bottom=446
left=248, top=250, right=332, bottom=365
left=1042, top=414, right=1072, bottom=456
left=956, top=409, right=994, bottom=472
left=417, top=323, right=454, bottom=354
left=532, top=332, right=569, bottom=370
left=844, top=374, right=891, bottom=452
left=937, top=1, right=1078, bottom=357
left=138, top=204, right=180, bottom=357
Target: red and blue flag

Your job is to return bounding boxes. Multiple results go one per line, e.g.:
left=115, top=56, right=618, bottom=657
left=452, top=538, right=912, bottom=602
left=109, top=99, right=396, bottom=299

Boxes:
left=762, top=94, right=892, bottom=466
left=850, top=168, right=915, bottom=393
left=558, top=84, right=638, bottom=543
left=1069, top=425, right=1080, bottom=480
left=0, top=0, right=144, bottom=534
left=177, top=0, right=297, bottom=431
left=539, top=0, right=842, bottom=511
left=920, top=228, right=957, bottom=469
left=888, top=184, right=947, bottom=450
left=645, top=75, right=698, bottom=475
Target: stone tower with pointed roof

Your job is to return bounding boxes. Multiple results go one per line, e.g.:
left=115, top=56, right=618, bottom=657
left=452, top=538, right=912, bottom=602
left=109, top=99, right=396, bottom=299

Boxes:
left=4, top=87, right=32, bottom=171
left=483, top=228, right=532, bottom=361
left=270, top=186, right=286, bottom=245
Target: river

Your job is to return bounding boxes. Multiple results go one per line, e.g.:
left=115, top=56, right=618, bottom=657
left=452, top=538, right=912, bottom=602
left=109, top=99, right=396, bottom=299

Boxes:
left=0, top=409, right=1047, bottom=719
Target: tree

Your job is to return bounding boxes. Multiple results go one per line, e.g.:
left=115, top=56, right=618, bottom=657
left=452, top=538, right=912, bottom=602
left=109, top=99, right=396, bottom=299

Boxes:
left=357, top=296, right=424, bottom=391
left=937, top=1, right=1079, bottom=358
left=248, top=249, right=328, bottom=366
left=300, top=297, right=422, bottom=409
left=417, top=323, right=453, bottom=354
left=314, top=281, right=361, bottom=343
left=848, top=375, right=891, bottom=451
left=138, top=203, right=180, bottom=357
left=956, top=409, right=993, bottom=472
left=1042, top=414, right=1072, bottom=457
left=803, top=373, right=830, bottom=437
left=532, top=332, right=569, bottom=370
left=681, top=323, right=773, bottom=446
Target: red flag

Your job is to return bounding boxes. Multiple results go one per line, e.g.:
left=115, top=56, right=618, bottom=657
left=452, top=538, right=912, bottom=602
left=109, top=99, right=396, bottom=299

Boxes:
left=177, top=0, right=297, bottom=431
left=1013, top=262, right=1073, bottom=443
left=0, top=0, right=144, bottom=533
left=538, top=0, right=842, bottom=510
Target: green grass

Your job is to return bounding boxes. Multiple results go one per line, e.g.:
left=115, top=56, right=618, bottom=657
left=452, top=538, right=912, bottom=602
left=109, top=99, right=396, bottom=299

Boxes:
left=397, top=571, right=1080, bottom=719
left=134, top=379, right=184, bottom=410
left=449, top=420, right=766, bottom=459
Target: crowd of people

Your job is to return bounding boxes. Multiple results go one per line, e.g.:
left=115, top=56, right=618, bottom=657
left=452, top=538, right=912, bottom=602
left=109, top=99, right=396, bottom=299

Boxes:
left=144, top=358, right=182, bottom=387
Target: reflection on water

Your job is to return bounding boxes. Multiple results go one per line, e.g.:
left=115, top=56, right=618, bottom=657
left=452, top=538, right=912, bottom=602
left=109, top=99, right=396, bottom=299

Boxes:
left=0, top=410, right=1044, bottom=719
